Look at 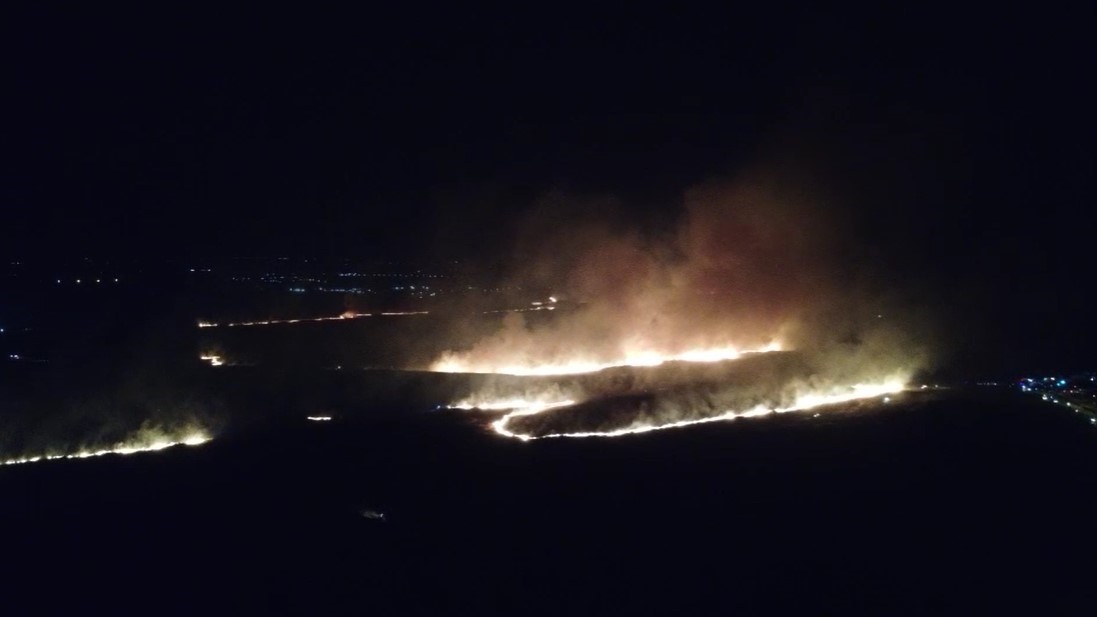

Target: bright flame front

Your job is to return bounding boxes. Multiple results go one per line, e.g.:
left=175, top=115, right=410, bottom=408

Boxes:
left=431, top=342, right=782, bottom=376
left=449, top=378, right=907, bottom=441
left=1, top=427, right=212, bottom=467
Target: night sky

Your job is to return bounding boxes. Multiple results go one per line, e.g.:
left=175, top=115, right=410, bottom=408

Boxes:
left=3, top=5, right=1095, bottom=369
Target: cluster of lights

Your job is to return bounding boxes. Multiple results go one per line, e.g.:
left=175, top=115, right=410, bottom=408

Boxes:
left=335, top=272, right=444, bottom=279
left=56, top=278, right=119, bottom=284
left=195, top=294, right=566, bottom=331
left=1019, top=375, right=1097, bottom=426
left=196, top=310, right=433, bottom=329
left=198, top=311, right=373, bottom=329
left=195, top=297, right=566, bottom=330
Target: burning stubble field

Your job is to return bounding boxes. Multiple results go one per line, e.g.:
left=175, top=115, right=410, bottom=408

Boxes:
left=1, top=382, right=1095, bottom=616
left=3, top=305, right=1095, bottom=616
left=0, top=232, right=1088, bottom=615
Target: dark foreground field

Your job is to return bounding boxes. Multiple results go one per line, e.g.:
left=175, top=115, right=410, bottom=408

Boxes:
left=2, top=388, right=1095, bottom=616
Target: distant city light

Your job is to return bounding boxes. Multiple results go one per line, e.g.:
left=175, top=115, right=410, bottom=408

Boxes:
left=1024, top=374, right=1096, bottom=426
left=197, top=311, right=382, bottom=329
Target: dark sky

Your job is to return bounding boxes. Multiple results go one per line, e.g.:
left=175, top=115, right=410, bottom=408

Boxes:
left=2, top=5, right=1095, bottom=368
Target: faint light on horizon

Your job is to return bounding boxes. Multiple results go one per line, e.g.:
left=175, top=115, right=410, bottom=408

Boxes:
left=195, top=311, right=386, bottom=329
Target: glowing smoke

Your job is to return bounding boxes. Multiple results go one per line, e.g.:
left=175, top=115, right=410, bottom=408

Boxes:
left=432, top=171, right=932, bottom=437
left=431, top=178, right=860, bottom=374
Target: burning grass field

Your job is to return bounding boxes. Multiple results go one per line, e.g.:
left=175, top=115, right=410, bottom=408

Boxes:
left=0, top=344, right=907, bottom=467
left=1, top=301, right=1090, bottom=615
left=441, top=350, right=908, bottom=440
left=1, top=383, right=1095, bottom=616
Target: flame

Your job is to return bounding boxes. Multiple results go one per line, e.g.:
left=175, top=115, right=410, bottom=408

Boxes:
left=1, top=427, right=212, bottom=467
left=199, top=353, right=224, bottom=366
left=197, top=311, right=377, bottom=329
left=431, top=342, right=782, bottom=376
left=450, top=378, right=906, bottom=441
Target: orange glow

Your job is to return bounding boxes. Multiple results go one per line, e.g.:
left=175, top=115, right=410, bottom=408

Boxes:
left=452, top=378, right=906, bottom=441
left=1, top=427, right=212, bottom=467
left=430, top=342, right=782, bottom=376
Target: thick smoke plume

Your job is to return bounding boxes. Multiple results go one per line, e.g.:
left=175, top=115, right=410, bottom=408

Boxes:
left=435, top=169, right=932, bottom=379
left=435, top=166, right=934, bottom=437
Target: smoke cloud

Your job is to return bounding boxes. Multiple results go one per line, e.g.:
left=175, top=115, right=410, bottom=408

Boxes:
left=436, top=167, right=932, bottom=373
left=435, top=164, right=935, bottom=436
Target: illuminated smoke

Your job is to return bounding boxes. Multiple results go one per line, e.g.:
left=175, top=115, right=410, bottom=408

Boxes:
left=431, top=171, right=930, bottom=437
left=428, top=179, right=842, bottom=379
